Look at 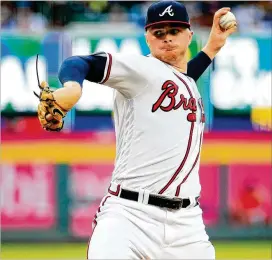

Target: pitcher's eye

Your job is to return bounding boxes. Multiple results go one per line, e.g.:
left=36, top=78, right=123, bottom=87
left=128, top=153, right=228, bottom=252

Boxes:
left=153, top=30, right=166, bottom=38
left=169, top=28, right=181, bottom=35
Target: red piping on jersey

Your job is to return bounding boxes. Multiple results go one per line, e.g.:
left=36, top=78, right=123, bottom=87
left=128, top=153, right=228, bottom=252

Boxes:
left=86, top=195, right=110, bottom=260
left=198, top=99, right=205, bottom=123
left=175, top=132, right=203, bottom=196
left=175, top=73, right=193, bottom=96
left=158, top=73, right=195, bottom=194
left=101, top=53, right=112, bottom=84
left=108, top=184, right=121, bottom=196
left=158, top=123, right=194, bottom=194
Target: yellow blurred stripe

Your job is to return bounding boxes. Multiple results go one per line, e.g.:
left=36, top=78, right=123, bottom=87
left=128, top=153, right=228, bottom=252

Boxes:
left=201, top=142, right=271, bottom=164
left=1, top=141, right=271, bottom=164
left=251, top=107, right=272, bottom=130
left=1, top=142, right=116, bottom=163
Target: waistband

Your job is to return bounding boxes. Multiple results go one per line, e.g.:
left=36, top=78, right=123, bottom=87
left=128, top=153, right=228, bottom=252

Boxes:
left=108, top=182, right=199, bottom=210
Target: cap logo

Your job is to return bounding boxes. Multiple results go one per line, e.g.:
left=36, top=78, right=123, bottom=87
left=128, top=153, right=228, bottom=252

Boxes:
left=159, top=5, right=174, bottom=17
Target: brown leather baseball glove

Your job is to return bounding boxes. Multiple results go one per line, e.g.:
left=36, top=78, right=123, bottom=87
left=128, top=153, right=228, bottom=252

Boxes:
left=34, top=81, right=67, bottom=132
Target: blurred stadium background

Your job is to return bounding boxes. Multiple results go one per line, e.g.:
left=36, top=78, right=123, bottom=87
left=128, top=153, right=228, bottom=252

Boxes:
left=1, top=1, right=271, bottom=259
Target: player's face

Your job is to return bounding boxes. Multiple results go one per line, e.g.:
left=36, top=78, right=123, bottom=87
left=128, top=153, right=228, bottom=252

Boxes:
left=145, top=24, right=193, bottom=64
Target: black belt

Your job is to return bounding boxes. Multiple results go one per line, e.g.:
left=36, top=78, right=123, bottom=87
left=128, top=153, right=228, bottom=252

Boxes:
left=119, top=188, right=199, bottom=210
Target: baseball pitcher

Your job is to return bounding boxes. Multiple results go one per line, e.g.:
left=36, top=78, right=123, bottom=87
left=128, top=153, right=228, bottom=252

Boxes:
left=35, top=1, right=236, bottom=259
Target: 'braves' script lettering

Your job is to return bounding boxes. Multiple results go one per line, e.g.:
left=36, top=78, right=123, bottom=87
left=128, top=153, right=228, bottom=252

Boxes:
left=152, top=80, right=197, bottom=113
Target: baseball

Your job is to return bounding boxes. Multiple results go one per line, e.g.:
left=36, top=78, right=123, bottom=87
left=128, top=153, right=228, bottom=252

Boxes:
left=219, top=11, right=237, bottom=30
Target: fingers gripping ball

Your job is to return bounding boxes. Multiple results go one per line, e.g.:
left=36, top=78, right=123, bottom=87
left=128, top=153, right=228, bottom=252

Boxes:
left=35, top=81, right=67, bottom=131
left=219, top=11, right=237, bottom=30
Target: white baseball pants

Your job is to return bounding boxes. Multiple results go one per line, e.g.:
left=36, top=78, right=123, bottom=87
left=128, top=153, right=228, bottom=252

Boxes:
left=87, top=195, right=215, bottom=259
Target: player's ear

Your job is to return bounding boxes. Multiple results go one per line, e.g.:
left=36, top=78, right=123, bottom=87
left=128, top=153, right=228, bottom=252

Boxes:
left=145, top=34, right=150, bottom=48
left=188, top=30, right=193, bottom=45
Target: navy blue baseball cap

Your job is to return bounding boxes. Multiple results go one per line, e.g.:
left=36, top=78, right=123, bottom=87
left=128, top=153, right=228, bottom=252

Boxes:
left=145, top=1, right=190, bottom=30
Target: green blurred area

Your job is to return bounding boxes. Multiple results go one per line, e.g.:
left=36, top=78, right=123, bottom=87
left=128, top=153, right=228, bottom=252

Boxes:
left=1, top=241, right=271, bottom=259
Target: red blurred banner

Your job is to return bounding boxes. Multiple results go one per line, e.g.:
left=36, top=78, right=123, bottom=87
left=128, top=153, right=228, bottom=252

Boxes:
left=1, top=162, right=271, bottom=235
left=0, top=164, right=56, bottom=229
left=199, top=165, right=220, bottom=226
left=228, top=164, right=272, bottom=226
left=69, top=164, right=113, bottom=237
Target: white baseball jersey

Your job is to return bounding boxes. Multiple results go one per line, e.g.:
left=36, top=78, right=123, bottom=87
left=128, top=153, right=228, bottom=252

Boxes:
left=99, top=53, right=205, bottom=198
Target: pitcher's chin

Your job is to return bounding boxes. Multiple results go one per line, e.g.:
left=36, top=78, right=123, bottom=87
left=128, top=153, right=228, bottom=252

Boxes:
left=159, top=51, right=179, bottom=64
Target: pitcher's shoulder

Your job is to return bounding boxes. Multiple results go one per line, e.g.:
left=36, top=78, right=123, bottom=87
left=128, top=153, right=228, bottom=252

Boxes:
left=112, top=53, right=159, bottom=72
left=113, top=53, right=154, bottom=63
